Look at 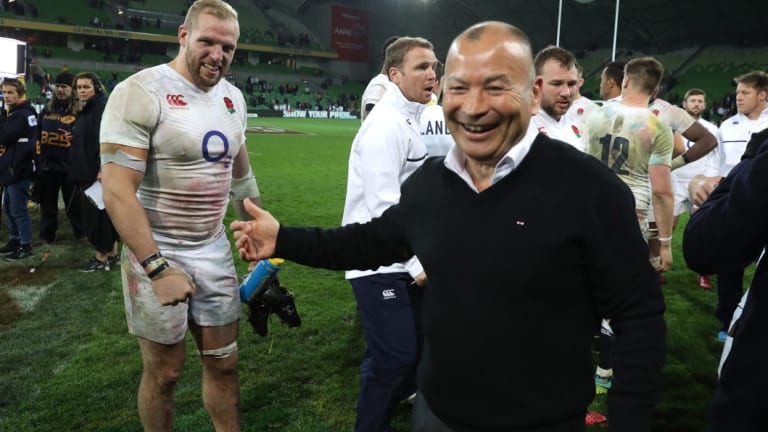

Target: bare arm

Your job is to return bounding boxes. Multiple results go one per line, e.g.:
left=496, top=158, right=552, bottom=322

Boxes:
left=680, top=121, right=718, bottom=162
left=101, top=143, right=195, bottom=305
left=101, top=143, right=157, bottom=259
left=649, top=164, right=674, bottom=271
left=672, top=132, right=685, bottom=158
left=230, top=144, right=262, bottom=220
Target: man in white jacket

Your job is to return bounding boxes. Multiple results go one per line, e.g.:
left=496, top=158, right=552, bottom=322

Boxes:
left=342, top=36, right=437, bottom=432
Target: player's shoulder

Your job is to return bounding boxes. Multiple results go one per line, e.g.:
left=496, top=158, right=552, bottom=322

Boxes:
left=112, top=64, right=168, bottom=96
left=719, top=113, right=744, bottom=131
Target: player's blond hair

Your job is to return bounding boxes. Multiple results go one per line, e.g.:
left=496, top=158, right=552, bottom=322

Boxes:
left=383, top=37, right=434, bottom=73
left=184, top=0, right=238, bottom=32
left=734, top=71, right=768, bottom=94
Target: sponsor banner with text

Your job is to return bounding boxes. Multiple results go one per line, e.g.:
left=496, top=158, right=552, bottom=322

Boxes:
left=331, top=5, right=369, bottom=63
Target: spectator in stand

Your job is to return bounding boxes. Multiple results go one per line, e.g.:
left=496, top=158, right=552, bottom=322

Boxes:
left=68, top=72, right=119, bottom=271
left=37, top=71, right=84, bottom=245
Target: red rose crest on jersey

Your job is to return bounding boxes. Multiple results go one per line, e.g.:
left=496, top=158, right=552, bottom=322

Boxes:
left=166, top=94, right=188, bottom=109
left=652, top=109, right=660, bottom=116
left=571, top=124, right=581, bottom=138
left=223, top=97, right=236, bottom=114
left=577, top=108, right=584, bottom=115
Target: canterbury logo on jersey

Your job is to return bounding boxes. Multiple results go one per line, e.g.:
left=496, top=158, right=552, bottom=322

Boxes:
left=382, top=289, right=396, bottom=300
left=166, top=94, right=188, bottom=108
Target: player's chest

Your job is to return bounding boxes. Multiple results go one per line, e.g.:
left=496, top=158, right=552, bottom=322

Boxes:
left=153, top=94, right=243, bottom=161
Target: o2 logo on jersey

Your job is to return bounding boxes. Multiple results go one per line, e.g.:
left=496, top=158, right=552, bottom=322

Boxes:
left=202, top=130, right=231, bottom=166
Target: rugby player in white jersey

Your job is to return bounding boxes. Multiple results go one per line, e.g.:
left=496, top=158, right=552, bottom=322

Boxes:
left=565, top=62, right=599, bottom=134
left=531, top=46, right=585, bottom=151
left=99, top=1, right=259, bottom=430
left=671, top=89, right=720, bottom=289
left=645, top=85, right=717, bottom=284
left=599, top=61, right=625, bottom=103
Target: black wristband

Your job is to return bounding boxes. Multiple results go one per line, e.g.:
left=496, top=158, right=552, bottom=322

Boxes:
left=141, top=251, right=163, bottom=268
left=681, top=152, right=691, bottom=164
left=147, top=261, right=170, bottom=279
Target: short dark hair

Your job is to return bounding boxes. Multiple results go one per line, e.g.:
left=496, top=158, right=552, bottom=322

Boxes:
left=602, top=61, right=625, bottom=86
left=684, top=88, right=706, bottom=100
left=533, top=46, right=577, bottom=75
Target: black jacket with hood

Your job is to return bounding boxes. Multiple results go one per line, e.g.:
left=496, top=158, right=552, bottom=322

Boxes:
left=0, top=100, right=38, bottom=185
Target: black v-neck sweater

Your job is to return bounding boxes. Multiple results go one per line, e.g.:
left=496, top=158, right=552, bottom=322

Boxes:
left=277, top=135, right=666, bottom=431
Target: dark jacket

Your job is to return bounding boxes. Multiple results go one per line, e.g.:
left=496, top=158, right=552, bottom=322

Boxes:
left=68, top=92, right=107, bottom=184
left=0, top=100, right=38, bottom=185
left=683, top=135, right=768, bottom=432
left=37, top=102, right=77, bottom=173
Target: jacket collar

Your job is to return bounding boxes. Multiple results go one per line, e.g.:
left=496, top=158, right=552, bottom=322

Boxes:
left=382, top=80, right=427, bottom=121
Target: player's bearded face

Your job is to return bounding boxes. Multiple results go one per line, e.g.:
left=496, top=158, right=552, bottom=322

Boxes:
left=182, top=13, right=239, bottom=91
left=539, top=60, right=577, bottom=119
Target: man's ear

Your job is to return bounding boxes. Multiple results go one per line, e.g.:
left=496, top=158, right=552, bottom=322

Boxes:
left=531, top=78, right=543, bottom=115
left=388, top=66, right=400, bottom=84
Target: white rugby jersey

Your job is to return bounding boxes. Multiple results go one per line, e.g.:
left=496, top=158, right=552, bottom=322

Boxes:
left=565, top=96, right=599, bottom=124
left=674, top=118, right=720, bottom=181
left=532, top=109, right=586, bottom=152
left=100, top=64, right=247, bottom=244
left=717, top=108, right=768, bottom=176
left=649, top=98, right=696, bottom=134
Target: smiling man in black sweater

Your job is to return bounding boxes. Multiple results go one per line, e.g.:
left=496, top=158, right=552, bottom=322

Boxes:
left=232, top=21, right=665, bottom=432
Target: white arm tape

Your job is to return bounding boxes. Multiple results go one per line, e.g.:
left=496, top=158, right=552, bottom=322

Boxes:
left=230, top=166, right=260, bottom=200
left=101, top=149, right=147, bottom=173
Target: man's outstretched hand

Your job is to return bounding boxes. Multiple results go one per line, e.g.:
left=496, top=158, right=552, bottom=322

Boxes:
left=230, top=198, right=280, bottom=262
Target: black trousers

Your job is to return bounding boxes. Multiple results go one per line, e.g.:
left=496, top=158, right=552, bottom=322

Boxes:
left=716, top=265, right=745, bottom=331
left=411, top=394, right=585, bottom=432
left=38, top=170, right=84, bottom=242
left=76, top=184, right=119, bottom=254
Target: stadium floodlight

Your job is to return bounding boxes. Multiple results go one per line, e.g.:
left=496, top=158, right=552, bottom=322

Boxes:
left=0, top=37, right=26, bottom=79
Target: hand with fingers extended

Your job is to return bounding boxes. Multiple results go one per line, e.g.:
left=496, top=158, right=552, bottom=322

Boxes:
left=230, top=198, right=280, bottom=262
left=150, top=266, right=196, bottom=306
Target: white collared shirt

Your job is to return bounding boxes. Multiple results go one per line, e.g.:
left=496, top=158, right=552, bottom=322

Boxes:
left=444, top=121, right=540, bottom=193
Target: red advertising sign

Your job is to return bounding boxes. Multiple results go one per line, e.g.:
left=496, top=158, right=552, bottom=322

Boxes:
left=331, top=5, right=369, bottom=63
